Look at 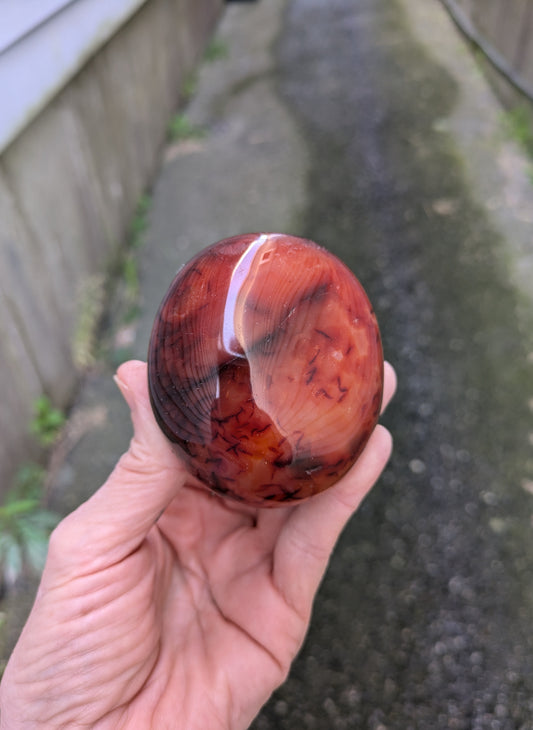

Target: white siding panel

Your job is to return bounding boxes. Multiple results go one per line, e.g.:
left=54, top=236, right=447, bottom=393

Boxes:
left=0, top=0, right=148, bottom=152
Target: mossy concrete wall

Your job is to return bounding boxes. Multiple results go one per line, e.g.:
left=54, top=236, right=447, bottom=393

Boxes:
left=0, top=0, right=223, bottom=492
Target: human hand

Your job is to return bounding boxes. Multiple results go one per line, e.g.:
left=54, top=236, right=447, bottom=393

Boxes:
left=0, top=360, right=396, bottom=730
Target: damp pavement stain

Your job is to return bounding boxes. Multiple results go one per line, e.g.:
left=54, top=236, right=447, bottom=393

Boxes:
left=252, top=0, right=533, bottom=728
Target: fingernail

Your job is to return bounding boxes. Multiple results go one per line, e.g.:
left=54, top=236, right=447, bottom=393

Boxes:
left=113, top=373, right=136, bottom=413
left=113, top=373, right=129, bottom=394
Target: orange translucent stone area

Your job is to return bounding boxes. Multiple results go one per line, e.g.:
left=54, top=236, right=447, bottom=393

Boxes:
left=148, top=233, right=384, bottom=506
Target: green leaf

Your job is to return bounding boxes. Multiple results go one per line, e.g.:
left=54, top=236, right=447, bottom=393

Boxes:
left=2, top=539, right=23, bottom=586
left=168, top=114, right=206, bottom=142
left=23, top=532, right=50, bottom=574
left=0, top=499, right=40, bottom=520
left=22, top=509, right=60, bottom=532
left=204, top=38, right=229, bottom=62
left=0, top=532, right=17, bottom=557
left=30, top=395, right=66, bottom=446
left=12, top=463, right=46, bottom=500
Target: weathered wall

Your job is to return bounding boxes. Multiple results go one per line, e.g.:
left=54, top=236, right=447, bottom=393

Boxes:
left=441, top=0, right=533, bottom=98
left=0, top=0, right=223, bottom=491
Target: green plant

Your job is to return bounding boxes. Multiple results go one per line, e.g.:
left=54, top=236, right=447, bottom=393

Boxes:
left=168, top=114, right=206, bottom=142
left=182, top=71, right=198, bottom=102
left=0, top=474, right=59, bottom=588
left=122, top=254, right=139, bottom=300
left=12, top=462, right=46, bottom=500
left=503, top=105, right=533, bottom=155
left=204, top=38, right=229, bottom=62
left=130, top=194, right=151, bottom=250
left=30, top=396, right=66, bottom=447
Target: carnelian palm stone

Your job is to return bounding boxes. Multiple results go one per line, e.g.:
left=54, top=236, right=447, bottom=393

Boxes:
left=148, top=233, right=384, bottom=506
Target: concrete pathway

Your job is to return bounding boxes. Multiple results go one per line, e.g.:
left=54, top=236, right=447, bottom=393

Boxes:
left=6, top=0, right=533, bottom=726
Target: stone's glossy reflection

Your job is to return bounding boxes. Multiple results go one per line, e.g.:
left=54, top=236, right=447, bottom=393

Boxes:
left=148, top=233, right=384, bottom=506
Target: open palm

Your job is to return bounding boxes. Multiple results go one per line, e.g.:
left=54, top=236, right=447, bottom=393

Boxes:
left=0, top=360, right=395, bottom=729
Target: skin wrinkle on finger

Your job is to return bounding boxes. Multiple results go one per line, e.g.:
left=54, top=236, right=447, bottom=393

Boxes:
left=282, top=520, right=332, bottom=567
left=29, top=540, right=172, bottom=724
left=9, top=617, right=158, bottom=728
left=50, top=461, right=186, bottom=576
left=159, top=490, right=261, bottom=560
left=271, top=527, right=330, bottom=623
left=20, top=561, right=161, bottom=674
left=45, top=504, right=171, bottom=593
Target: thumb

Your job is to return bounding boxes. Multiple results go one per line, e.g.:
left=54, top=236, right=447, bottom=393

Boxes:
left=48, top=361, right=188, bottom=574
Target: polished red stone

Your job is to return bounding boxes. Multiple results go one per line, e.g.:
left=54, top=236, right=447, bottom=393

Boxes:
left=148, top=233, right=383, bottom=506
